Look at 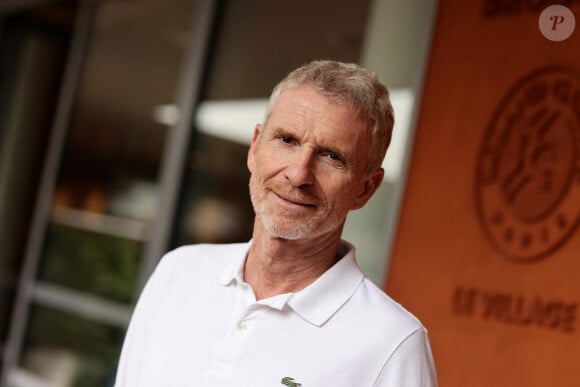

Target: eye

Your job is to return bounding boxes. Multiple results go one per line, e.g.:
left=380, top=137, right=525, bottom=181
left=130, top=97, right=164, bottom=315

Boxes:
left=280, top=136, right=296, bottom=144
left=321, top=151, right=346, bottom=165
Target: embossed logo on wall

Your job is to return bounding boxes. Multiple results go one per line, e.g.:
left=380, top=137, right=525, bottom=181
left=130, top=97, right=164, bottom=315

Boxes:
left=476, top=67, right=580, bottom=263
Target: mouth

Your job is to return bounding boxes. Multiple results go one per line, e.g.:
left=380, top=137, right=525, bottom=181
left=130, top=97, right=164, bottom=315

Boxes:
left=273, top=191, right=317, bottom=208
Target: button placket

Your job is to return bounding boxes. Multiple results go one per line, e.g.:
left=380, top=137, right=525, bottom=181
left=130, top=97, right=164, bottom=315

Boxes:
left=205, top=280, right=256, bottom=380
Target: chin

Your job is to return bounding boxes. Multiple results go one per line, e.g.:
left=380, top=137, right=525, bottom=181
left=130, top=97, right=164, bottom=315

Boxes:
left=262, top=222, right=310, bottom=240
left=259, top=215, right=343, bottom=241
left=258, top=214, right=316, bottom=240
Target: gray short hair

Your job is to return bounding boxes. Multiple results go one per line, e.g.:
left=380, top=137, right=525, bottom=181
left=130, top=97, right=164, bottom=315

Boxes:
left=265, top=60, right=394, bottom=174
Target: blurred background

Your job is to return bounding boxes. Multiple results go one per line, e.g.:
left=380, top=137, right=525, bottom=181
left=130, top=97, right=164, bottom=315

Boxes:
left=0, top=0, right=435, bottom=385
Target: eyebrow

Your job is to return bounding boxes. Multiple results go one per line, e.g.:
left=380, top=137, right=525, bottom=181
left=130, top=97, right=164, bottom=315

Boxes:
left=269, top=127, right=351, bottom=164
left=268, top=127, right=292, bottom=138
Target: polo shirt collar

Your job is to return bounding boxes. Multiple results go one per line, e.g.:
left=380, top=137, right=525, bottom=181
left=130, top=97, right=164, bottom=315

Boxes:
left=218, top=240, right=364, bottom=327
left=218, top=241, right=251, bottom=286
left=287, top=240, right=364, bottom=327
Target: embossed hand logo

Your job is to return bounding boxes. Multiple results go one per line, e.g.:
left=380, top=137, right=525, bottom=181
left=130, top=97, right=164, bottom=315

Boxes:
left=281, top=376, right=302, bottom=386
left=476, top=67, right=580, bottom=262
left=501, top=107, right=560, bottom=206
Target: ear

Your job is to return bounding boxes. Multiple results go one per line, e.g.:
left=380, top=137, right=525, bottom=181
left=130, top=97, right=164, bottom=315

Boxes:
left=247, top=124, right=262, bottom=173
left=350, top=168, right=384, bottom=210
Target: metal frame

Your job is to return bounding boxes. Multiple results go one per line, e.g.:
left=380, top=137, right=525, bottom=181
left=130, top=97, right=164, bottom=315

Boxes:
left=0, top=0, right=98, bottom=384
left=31, top=282, right=133, bottom=327
left=1, top=0, right=221, bottom=382
left=138, top=0, right=219, bottom=290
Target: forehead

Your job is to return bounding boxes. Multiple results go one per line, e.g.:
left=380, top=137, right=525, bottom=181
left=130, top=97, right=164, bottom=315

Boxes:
left=266, top=85, right=371, bottom=144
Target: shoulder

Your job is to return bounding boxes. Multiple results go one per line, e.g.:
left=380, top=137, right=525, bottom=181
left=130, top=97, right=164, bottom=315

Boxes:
left=163, top=242, right=249, bottom=263
left=161, top=241, right=248, bottom=266
left=363, top=282, right=438, bottom=386
left=150, top=241, right=249, bottom=283
left=330, top=276, right=435, bottom=383
left=349, top=277, right=426, bottom=339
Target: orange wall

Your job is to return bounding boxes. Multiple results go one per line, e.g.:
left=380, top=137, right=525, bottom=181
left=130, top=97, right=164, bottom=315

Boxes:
left=385, top=1, right=580, bottom=386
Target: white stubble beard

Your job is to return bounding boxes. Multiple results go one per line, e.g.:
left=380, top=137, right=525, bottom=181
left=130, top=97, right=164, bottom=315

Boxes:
left=248, top=173, right=332, bottom=240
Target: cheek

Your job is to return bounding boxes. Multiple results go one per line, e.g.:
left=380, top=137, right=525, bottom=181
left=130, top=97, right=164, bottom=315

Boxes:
left=254, top=150, right=287, bottom=177
left=324, top=177, right=357, bottom=204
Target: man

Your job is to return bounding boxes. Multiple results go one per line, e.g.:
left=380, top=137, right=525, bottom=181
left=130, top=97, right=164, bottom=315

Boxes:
left=114, top=60, right=438, bottom=386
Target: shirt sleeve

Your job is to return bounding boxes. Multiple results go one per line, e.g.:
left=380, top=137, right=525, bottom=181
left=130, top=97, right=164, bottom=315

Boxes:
left=113, top=252, right=175, bottom=387
left=373, top=328, right=438, bottom=387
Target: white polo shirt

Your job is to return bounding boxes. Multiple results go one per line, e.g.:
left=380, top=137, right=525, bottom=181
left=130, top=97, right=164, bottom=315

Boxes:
left=114, top=241, right=437, bottom=387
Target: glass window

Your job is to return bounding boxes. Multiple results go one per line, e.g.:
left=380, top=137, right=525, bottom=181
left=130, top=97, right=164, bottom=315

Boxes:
left=5, top=1, right=200, bottom=385
left=20, top=305, right=125, bottom=387
left=38, top=223, right=142, bottom=304
left=0, top=1, right=77, bottom=347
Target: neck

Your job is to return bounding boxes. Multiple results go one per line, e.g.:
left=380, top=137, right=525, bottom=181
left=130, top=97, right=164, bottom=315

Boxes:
left=244, top=223, right=343, bottom=300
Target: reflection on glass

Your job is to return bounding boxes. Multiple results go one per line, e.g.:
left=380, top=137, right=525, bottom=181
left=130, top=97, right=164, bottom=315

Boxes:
left=33, top=0, right=196, bottom=318
left=53, top=0, right=197, bottom=221
left=0, top=2, right=77, bottom=346
left=173, top=133, right=254, bottom=246
left=38, top=224, right=141, bottom=304
left=20, top=305, right=124, bottom=387
left=6, top=0, right=199, bottom=385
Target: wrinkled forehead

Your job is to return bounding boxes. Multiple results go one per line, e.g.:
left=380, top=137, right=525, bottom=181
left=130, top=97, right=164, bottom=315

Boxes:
left=265, top=86, right=374, bottom=163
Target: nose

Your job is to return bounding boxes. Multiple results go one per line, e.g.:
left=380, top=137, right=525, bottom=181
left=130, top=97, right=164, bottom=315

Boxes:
left=284, top=149, right=315, bottom=187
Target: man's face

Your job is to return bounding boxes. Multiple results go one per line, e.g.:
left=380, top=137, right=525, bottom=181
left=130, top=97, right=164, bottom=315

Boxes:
left=247, top=85, right=383, bottom=240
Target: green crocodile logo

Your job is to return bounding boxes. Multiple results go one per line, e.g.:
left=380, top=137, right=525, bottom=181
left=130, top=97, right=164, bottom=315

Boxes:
left=281, top=376, right=302, bottom=387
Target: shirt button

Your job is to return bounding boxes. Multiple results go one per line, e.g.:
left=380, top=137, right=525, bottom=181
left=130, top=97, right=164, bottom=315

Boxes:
left=236, top=321, right=247, bottom=330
